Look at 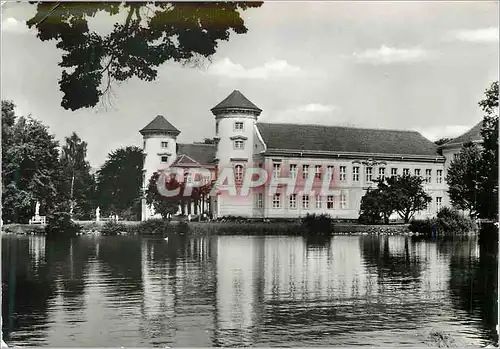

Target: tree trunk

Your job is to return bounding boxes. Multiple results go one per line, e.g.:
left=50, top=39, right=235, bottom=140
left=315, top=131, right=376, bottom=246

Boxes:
left=69, top=172, right=75, bottom=216
left=404, top=212, right=410, bottom=224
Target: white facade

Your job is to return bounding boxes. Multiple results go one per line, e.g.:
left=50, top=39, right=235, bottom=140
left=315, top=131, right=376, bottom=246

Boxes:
left=139, top=91, right=484, bottom=221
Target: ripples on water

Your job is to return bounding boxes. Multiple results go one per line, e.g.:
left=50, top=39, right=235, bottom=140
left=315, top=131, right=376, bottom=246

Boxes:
left=1, top=233, right=497, bottom=347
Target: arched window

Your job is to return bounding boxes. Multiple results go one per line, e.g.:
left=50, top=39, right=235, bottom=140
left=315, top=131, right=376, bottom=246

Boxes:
left=234, top=165, right=244, bottom=182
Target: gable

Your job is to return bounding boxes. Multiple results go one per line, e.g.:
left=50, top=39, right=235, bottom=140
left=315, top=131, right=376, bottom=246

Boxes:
left=177, top=143, right=217, bottom=166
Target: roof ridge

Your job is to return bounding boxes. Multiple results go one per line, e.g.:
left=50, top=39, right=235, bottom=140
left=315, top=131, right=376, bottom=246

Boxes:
left=257, top=122, right=421, bottom=134
left=446, top=120, right=483, bottom=144
left=179, top=142, right=217, bottom=147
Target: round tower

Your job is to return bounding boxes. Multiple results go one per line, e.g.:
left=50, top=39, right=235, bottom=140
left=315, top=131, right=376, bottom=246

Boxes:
left=211, top=90, right=262, bottom=165
left=140, top=115, right=181, bottom=221
left=211, top=90, right=262, bottom=217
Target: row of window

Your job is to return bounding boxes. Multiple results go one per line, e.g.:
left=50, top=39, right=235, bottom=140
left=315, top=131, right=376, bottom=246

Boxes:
left=255, top=193, right=348, bottom=210
left=255, top=193, right=444, bottom=212
left=269, top=163, right=444, bottom=184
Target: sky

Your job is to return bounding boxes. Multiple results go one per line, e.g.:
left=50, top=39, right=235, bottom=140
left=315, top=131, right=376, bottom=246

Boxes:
left=1, top=1, right=499, bottom=167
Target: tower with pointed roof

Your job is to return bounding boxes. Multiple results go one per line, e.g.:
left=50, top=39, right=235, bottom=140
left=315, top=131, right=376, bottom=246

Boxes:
left=140, top=115, right=181, bottom=220
left=211, top=90, right=262, bottom=217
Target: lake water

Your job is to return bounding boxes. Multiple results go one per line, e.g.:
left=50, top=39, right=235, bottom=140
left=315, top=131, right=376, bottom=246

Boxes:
left=1, top=233, right=498, bottom=347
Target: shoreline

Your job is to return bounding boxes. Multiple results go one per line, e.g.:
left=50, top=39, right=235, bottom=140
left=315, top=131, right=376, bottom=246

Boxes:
left=1, top=221, right=478, bottom=238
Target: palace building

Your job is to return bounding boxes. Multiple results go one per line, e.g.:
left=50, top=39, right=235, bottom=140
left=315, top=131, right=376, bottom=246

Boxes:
left=140, top=90, right=478, bottom=221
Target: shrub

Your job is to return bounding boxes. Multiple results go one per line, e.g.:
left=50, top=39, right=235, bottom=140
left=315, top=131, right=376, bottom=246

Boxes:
left=101, top=221, right=129, bottom=236
left=301, top=214, right=333, bottom=235
left=45, top=212, right=81, bottom=239
left=409, top=218, right=435, bottom=234
left=409, top=207, right=476, bottom=236
left=137, top=219, right=171, bottom=236
left=436, top=207, right=476, bottom=234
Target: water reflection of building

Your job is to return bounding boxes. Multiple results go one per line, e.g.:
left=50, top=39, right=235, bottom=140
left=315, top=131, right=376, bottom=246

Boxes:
left=140, top=237, right=218, bottom=346
left=215, top=236, right=260, bottom=346
left=213, top=235, right=372, bottom=344
left=140, top=239, right=176, bottom=339
left=261, top=236, right=368, bottom=300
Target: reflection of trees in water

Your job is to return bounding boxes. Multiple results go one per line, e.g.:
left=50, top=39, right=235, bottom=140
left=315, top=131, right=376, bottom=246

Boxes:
left=49, top=239, right=94, bottom=307
left=2, top=237, right=54, bottom=343
left=1, top=236, right=93, bottom=343
left=304, top=235, right=332, bottom=249
left=360, top=236, right=423, bottom=287
left=448, top=228, right=498, bottom=345
left=94, top=236, right=143, bottom=295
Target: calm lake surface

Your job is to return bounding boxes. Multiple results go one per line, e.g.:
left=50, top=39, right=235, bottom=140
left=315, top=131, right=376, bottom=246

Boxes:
left=1, top=233, right=497, bottom=347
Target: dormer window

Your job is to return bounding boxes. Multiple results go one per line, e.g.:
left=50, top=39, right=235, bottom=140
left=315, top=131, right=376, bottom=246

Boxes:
left=234, top=121, right=244, bottom=131
left=161, top=141, right=168, bottom=148
left=160, top=155, right=169, bottom=163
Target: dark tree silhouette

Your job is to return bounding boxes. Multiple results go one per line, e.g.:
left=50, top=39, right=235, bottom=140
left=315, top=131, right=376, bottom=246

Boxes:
left=95, top=146, right=143, bottom=219
left=477, top=81, right=499, bottom=220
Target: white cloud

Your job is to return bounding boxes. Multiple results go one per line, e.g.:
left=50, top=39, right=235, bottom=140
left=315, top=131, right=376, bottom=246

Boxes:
left=261, top=103, right=342, bottom=125
left=294, top=103, right=338, bottom=113
left=1, top=17, right=27, bottom=33
left=416, top=125, right=471, bottom=141
left=352, top=45, right=431, bottom=65
left=207, top=57, right=303, bottom=79
left=452, top=27, right=499, bottom=43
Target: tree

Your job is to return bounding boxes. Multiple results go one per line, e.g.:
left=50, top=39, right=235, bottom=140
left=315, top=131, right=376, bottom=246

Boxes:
left=359, top=174, right=431, bottom=224
left=194, top=137, right=218, bottom=145
left=389, top=175, right=432, bottom=223
left=2, top=101, right=63, bottom=223
left=477, top=81, right=499, bottom=220
left=145, top=170, right=214, bottom=220
left=435, top=137, right=452, bottom=155
left=95, top=146, right=143, bottom=220
left=26, top=2, right=263, bottom=111
left=59, top=132, right=95, bottom=219
left=434, top=137, right=452, bottom=146
left=359, top=179, right=396, bottom=224
left=445, top=142, right=482, bottom=217
left=359, top=188, right=383, bottom=224
left=145, top=171, right=181, bottom=219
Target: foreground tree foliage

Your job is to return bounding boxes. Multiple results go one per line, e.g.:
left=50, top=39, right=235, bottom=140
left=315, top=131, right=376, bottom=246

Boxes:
left=445, top=142, right=482, bottom=217
left=96, top=146, right=143, bottom=220
left=26, top=2, right=263, bottom=111
left=477, top=81, right=498, bottom=220
left=2, top=101, right=63, bottom=223
left=359, top=174, right=431, bottom=224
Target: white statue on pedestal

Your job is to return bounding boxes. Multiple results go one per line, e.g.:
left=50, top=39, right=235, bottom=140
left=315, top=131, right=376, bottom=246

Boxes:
left=96, top=207, right=100, bottom=222
left=35, top=201, right=40, bottom=218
